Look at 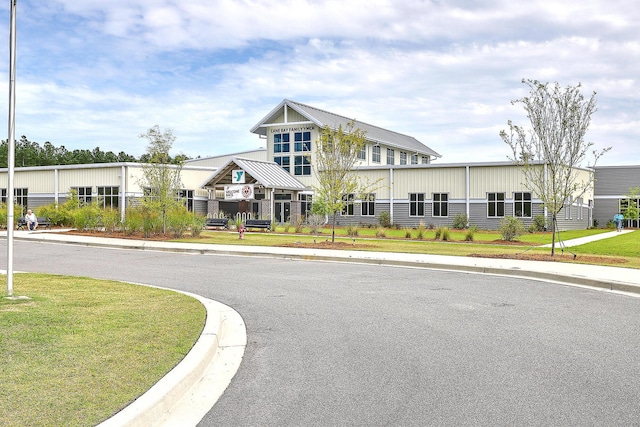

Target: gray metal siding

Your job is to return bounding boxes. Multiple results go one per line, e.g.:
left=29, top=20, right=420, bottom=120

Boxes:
left=594, top=166, right=640, bottom=196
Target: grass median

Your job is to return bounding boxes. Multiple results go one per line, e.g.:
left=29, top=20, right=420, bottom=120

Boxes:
left=0, top=273, right=205, bottom=427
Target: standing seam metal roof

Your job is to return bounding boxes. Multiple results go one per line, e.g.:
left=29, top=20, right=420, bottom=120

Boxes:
left=200, top=157, right=307, bottom=191
left=251, top=99, right=441, bottom=158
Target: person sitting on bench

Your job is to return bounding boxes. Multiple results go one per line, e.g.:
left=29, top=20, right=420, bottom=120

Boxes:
left=25, top=209, right=38, bottom=230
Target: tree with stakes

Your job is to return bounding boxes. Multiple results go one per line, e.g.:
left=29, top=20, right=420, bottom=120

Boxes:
left=500, top=79, right=610, bottom=255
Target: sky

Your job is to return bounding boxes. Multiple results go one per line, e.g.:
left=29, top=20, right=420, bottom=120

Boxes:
left=0, top=0, right=638, bottom=166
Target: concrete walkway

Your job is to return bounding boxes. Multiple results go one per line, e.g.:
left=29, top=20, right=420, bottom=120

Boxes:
left=3, top=229, right=639, bottom=426
left=540, top=229, right=635, bottom=248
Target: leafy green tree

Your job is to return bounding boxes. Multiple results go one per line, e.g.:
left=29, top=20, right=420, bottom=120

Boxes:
left=137, top=126, right=184, bottom=234
left=500, top=79, right=610, bottom=255
left=622, top=187, right=640, bottom=224
left=312, top=121, right=378, bottom=242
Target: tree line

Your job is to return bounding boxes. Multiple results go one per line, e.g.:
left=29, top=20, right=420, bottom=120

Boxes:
left=0, top=136, right=189, bottom=167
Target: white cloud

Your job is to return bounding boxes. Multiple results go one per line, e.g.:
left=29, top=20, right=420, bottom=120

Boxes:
left=0, top=0, right=638, bottom=167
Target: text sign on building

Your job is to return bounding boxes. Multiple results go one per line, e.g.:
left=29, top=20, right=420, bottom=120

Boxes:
left=232, top=169, right=245, bottom=184
left=224, top=184, right=254, bottom=200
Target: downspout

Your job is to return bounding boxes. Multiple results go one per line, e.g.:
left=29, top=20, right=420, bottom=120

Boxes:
left=465, top=165, right=470, bottom=225
left=120, top=165, right=126, bottom=221
left=389, top=168, right=394, bottom=225
left=54, top=167, right=59, bottom=205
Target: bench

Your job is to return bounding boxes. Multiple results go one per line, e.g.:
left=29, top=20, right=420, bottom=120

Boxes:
left=205, top=217, right=229, bottom=229
left=244, top=219, right=272, bottom=231
left=17, top=217, right=51, bottom=230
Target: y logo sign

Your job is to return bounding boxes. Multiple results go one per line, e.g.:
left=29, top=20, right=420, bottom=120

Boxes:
left=232, top=169, right=245, bottom=184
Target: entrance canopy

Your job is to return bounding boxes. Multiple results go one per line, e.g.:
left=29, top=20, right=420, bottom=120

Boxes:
left=200, top=157, right=307, bottom=192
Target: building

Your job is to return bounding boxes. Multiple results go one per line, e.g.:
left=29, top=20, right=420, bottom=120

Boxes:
left=0, top=99, right=619, bottom=231
left=593, top=165, right=640, bottom=228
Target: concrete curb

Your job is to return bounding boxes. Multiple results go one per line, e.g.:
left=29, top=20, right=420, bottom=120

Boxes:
left=96, top=292, right=246, bottom=427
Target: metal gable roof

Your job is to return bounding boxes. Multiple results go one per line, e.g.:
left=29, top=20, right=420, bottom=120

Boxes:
left=200, top=157, right=307, bottom=191
left=250, top=99, right=441, bottom=158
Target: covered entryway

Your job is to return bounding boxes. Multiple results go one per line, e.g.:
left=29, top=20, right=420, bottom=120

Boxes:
left=200, top=157, right=308, bottom=223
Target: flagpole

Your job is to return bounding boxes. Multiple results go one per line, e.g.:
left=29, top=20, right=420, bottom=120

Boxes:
left=6, top=0, right=17, bottom=296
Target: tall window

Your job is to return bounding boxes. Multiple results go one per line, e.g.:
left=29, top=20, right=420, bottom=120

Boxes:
left=274, top=156, right=290, bottom=172
left=294, top=155, right=311, bottom=176
left=361, top=193, right=375, bottom=216
left=178, top=189, right=194, bottom=211
left=514, top=192, right=531, bottom=217
left=342, top=193, right=355, bottom=216
left=387, top=148, right=395, bottom=165
left=1, top=188, right=28, bottom=208
left=372, top=145, right=381, bottom=163
left=294, top=131, right=311, bottom=152
left=73, top=187, right=92, bottom=204
left=274, top=133, right=290, bottom=153
left=98, top=186, right=119, bottom=208
left=357, top=145, right=366, bottom=161
left=400, top=151, right=407, bottom=165
left=410, top=154, right=418, bottom=165
left=487, top=192, right=505, bottom=217
left=299, top=194, right=313, bottom=216
left=433, top=193, right=448, bottom=217
left=410, top=193, right=425, bottom=216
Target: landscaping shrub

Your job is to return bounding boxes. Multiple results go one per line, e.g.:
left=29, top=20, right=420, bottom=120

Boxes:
left=452, top=213, right=468, bottom=229
left=532, top=214, right=546, bottom=232
left=404, top=228, right=412, bottom=238
left=306, top=214, right=325, bottom=235
left=346, top=224, right=359, bottom=237
left=167, top=207, right=192, bottom=238
left=123, top=208, right=144, bottom=235
left=500, top=216, right=525, bottom=241
left=102, top=209, right=121, bottom=233
left=376, top=227, right=386, bottom=238
left=441, top=227, right=451, bottom=241
left=293, top=215, right=305, bottom=233
left=465, top=226, right=477, bottom=241
left=377, top=211, right=391, bottom=228
left=190, top=215, right=206, bottom=237
left=417, top=221, right=426, bottom=240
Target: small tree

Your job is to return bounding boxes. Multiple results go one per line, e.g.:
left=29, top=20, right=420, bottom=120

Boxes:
left=500, top=79, right=610, bottom=255
left=138, top=126, right=184, bottom=234
left=622, top=187, right=640, bottom=226
left=313, top=121, right=378, bottom=242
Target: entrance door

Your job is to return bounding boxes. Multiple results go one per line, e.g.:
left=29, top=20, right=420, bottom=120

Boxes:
left=275, top=202, right=291, bottom=223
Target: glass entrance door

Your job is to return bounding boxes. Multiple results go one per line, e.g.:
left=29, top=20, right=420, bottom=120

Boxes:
left=275, top=202, right=291, bottom=223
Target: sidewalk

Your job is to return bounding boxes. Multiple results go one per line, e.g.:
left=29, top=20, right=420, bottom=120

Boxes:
left=540, top=229, right=635, bottom=248
left=3, top=229, right=639, bottom=426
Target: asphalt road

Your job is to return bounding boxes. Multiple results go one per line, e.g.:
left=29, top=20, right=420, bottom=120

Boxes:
left=4, top=240, right=640, bottom=426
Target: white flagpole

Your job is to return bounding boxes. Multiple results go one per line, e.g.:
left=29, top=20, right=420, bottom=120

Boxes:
left=6, top=0, right=17, bottom=296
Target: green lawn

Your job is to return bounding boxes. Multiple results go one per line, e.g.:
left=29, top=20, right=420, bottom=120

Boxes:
left=178, top=227, right=640, bottom=269
left=0, top=274, right=205, bottom=427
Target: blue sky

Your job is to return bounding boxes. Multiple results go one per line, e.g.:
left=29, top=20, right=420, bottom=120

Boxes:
left=0, top=0, right=638, bottom=166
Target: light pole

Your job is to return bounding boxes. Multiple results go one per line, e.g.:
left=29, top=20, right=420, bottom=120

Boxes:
left=6, top=0, right=17, bottom=296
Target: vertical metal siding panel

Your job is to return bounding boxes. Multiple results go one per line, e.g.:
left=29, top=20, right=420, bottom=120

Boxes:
left=393, top=168, right=466, bottom=199
left=15, top=170, right=55, bottom=192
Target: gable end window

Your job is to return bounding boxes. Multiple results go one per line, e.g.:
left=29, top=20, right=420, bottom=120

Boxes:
left=274, top=133, right=290, bottom=153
